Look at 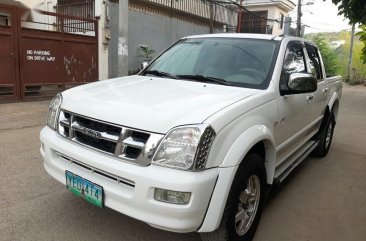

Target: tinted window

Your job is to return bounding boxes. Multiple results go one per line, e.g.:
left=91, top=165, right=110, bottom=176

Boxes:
left=283, top=42, right=306, bottom=74
left=305, top=44, right=322, bottom=80
left=280, top=42, right=308, bottom=92
left=143, top=38, right=279, bottom=89
left=280, top=42, right=306, bottom=84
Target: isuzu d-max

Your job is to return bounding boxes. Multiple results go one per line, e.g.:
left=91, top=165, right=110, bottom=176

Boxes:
left=40, top=34, right=342, bottom=241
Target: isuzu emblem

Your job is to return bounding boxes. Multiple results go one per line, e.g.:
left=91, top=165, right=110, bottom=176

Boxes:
left=80, top=127, right=102, bottom=139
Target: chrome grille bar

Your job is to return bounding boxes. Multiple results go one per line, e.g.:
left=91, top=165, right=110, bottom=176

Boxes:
left=58, top=152, right=135, bottom=188
left=58, top=110, right=164, bottom=166
left=72, top=122, right=120, bottom=142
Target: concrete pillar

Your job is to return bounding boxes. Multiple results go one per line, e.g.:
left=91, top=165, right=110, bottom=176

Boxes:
left=283, top=17, right=291, bottom=36
left=118, top=0, right=129, bottom=77
left=300, top=24, right=305, bottom=37
left=97, top=0, right=109, bottom=80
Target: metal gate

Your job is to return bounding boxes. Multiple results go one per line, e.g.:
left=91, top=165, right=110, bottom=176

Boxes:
left=0, top=4, right=18, bottom=102
left=0, top=4, right=98, bottom=103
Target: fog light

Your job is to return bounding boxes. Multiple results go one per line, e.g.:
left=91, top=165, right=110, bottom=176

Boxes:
left=154, top=188, right=191, bottom=205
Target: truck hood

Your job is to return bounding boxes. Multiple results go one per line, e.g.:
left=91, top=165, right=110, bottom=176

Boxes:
left=61, top=75, right=259, bottom=133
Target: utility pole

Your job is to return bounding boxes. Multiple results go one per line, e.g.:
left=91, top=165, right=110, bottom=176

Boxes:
left=237, top=0, right=243, bottom=33
left=118, top=0, right=129, bottom=77
left=209, top=1, right=214, bottom=33
left=297, top=0, right=302, bottom=37
left=347, top=23, right=356, bottom=82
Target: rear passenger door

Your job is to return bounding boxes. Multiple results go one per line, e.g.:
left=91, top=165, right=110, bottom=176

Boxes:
left=305, top=43, right=327, bottom=129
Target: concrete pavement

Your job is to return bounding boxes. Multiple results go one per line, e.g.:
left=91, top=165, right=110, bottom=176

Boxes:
left=0, top=85, right=365, bottom=241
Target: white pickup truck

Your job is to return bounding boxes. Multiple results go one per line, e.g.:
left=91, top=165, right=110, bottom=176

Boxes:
left=40, top=34, right=342, bottom=241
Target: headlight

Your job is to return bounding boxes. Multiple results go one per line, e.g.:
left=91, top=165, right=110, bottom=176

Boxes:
left=152, top=124, right=215, bottom=171
left=46, top=93, right=62, bottom=130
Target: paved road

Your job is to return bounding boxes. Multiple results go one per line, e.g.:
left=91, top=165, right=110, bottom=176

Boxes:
left=0, top=85, right=365, bottom=241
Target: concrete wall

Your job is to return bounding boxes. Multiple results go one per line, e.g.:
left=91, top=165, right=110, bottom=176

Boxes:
left=128, top=10, right=212, bottom=72
left=109, top=8, right=218, bottom=77
left=108, top=0, right=119, bottom=78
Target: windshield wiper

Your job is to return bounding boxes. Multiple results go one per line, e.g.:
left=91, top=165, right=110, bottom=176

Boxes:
left=143, top=70, right=179, bottom=79
left=177, top=74, right=231, bottom=86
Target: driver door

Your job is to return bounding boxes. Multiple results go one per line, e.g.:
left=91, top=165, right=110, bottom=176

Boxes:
left=274, top=41, right=315, bottom=166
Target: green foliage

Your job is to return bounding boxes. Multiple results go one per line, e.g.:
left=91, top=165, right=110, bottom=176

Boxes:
left=330, top=0, right=366, bottom=75
left=307, top=31, right=366, bottom=84
left=330, top=0, right=366, bottom=24
left=310, top=34, right=340, bottom=76
left=137, top=45, right=156, bottom=61
left=335, top=31, right=366, bottom=84
left=338, top=31, right=366, bottom=84
left=355, top=25, right=366, bottom=64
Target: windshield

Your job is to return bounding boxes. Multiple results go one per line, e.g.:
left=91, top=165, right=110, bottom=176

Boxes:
left=141, top=38, right=279, bottom=89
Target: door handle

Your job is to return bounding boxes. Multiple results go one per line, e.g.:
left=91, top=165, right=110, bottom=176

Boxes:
left=322, top=87, right=328, bottom=94
left=306, top=94, right=314, bottom=101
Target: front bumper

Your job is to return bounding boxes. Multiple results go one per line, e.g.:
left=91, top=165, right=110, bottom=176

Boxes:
left=40, top=127, right=219, bottom=232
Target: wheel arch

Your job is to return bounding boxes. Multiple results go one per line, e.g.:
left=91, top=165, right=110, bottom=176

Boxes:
left=328, top=92, right=340, bottom=120
left=220, top=125, right=277, bottom=185
left=318, top=93, right=340, bottom=134
left=331, top=99, right=340, bottom=121
left=199, top=125, right=276, bottom=233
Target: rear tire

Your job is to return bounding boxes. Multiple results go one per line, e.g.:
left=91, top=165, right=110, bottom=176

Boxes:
left=200, top=153, right=266, bottom=241
left=312, top=114, right=335, bottom=157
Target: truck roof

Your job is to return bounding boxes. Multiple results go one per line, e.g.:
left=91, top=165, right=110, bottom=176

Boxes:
left=185, top=33, right=283, bottom=41
left=184, top=33, right=313, bottom=44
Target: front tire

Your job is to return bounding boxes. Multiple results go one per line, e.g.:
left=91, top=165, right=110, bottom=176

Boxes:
left=201, top=153, right=266, bottom=241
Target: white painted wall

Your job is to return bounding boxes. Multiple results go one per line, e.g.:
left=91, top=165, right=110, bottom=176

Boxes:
left=18, top=0, right=55, bottom=30
left=272, top=6, right=288, bottom=35
left=241, top=0, right=295, bottom=10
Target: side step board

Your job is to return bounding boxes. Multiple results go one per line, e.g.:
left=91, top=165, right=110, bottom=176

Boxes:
left=275, top=140, right=319, bottom=183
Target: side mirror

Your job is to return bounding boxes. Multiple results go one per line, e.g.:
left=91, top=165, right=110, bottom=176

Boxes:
left=280, top=73, right=317, bottom=95
left=141, top=61, right=149, bottom=69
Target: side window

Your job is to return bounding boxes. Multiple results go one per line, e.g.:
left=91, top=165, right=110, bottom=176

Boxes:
left=280, top=42, right=306, bottom=88
left=305, top=44, right=323, bottom=80
left=279, top=13, right=284, bottom=29
left=283, top=42, right=306, bottom=74
left=0, top=12, right=11, bottom=27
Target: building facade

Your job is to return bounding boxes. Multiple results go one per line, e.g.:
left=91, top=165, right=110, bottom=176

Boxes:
left=0, top=0, right=237, bottom=102
left=238, top=0, right=296, bottom=35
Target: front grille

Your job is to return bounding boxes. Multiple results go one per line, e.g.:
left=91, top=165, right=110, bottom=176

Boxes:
left=58, top=153, right=135, bottom=188
left=74, top=131, right=117, bottom=154
left=58, top=110, right=164, bottom=166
